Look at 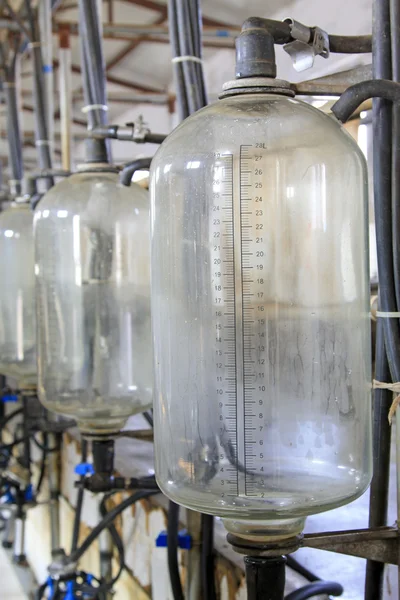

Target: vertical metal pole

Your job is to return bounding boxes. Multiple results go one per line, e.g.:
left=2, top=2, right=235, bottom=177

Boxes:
left=98, top=498, right=113, bottom=600
left=185, top=510, right=201, bottom=600
left=58, top=25, right=71, bottom=171
left=39, top=0, right=54, bottom=161
left=48, top=433, right=61, bottom=555
left=2, top=509, right=15, bottom=549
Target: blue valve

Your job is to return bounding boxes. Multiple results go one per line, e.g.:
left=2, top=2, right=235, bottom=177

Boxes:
left=156, top=528, right=192, bottom=550
left=74, top=463, right=94, bottom=476
left=64, top=580, right=76, bottom=600
left=1, top=394, right=18, bottom=403
left=24, top=484, right=33, bottom=502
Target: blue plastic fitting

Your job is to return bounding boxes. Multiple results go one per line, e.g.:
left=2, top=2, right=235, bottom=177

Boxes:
left=74, top=463, right=94, bottom=476
left=24, top=484, right=33, bottom=502
left=64, top=580, right=76, bottom=600
left=1, top=394, right=18, bottom=403
left=156, top=528, right=192, bottom=550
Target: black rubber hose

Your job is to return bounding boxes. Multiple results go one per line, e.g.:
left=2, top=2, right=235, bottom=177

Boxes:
left=71, top=439, right=88, bottom=553
left=284, top=582, right=343, bottom=600
left=167, top=501, right=184, bottom=600
left=240, top=17, right=372, bottom=52
left=120, top=157, right=152, bottom=186
left=145, top=132, right=167, bottom=144
left=331, top=79, right=400, bottom=122
left=286, top=556, right=319, bottom=583
left=69, top=490, right=155, bottom=564
left=201, top=514, right=216, bottom=600
left=0, top=408, right=23, bottom=431
left=35, top=433, right=47, bottom=497
left=143, top=410, right=154, bottom=427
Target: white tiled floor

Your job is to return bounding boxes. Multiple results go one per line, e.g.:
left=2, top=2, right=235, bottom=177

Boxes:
left=0, top=546, right=29, bottom=599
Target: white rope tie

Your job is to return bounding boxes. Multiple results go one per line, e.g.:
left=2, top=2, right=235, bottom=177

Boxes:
left=81, top=104, right=108, bottom=114
left=376, top=310, right=400, bottom=318
left=35, top=140, right=52, bottom=147
left=27, top=42, right=41, bottom=49
left=373, top=380, right=400, bottom=424
left=171, top=55, right=203, bottom=64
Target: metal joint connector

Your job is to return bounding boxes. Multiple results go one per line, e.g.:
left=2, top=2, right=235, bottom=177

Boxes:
left=131, top=115, right=150, bottom=143
left=283, top=18, right=329, bottom=72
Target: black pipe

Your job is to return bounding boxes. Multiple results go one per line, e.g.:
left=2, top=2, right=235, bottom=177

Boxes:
left=331, top=79, right=400, bottom=122
left=120, top=157, right=152, bottom=187
left=71, top=439, right=87, bottom=553
left=201, top=514, right=216, bottom=600
left=167, top=501, right=184, bottom=600
left=391, top=0, right=400, bottom=316
left=365, top=0, right=394, bottom=598
left=245, top=556, right=286, bottom=600
left=284, top=582, right=343, bottom=600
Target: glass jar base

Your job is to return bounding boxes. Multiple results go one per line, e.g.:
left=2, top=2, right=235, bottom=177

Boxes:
left=222, top=516, right=306, bottom=542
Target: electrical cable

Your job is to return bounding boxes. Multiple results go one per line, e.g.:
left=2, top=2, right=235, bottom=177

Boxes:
left=284, top=581, right=343, bottom=600
left=167, top=501, right=184, bottom=600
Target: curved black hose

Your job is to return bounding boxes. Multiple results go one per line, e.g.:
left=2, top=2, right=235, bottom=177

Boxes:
left=120, top=157, right=152, bottom=186
left=286, top=556, right=319, bottom=583
left=35, top=434, right=48, bottom=497
left=70, top=490, right=156, bottom=564
left=0, top=407, right=23, bottom=431
left=167, top=501, right=184, bottom=600
left=71, top=439, right=88, bottom=553
left=331, top=79, right=400, bottom=122
left=143, top=410, right=154, bottom=427
left=0, top=435, right=31, bottom=452
left=201, top=514, right=216, bottom=600
left=285, top=581, right=343, bottom=600
left=32, top=434, right=58, bottom=453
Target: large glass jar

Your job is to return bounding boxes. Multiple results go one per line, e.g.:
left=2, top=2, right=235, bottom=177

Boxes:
left=150, top=92, right=372, bottom=538
left=0, top=202, right=36, bottom=387
left=34, top=170, right=152, bottom=435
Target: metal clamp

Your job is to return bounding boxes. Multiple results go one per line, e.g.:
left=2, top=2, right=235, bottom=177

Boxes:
left=131, top=115, right=150, bottom=143
left=283, top=18, right=329, bottom=72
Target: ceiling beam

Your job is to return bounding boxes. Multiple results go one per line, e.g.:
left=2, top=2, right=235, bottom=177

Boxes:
left=52, top=58, right=164, bottom=93
left=105, top=11, right=167, bottom=72
left=22, top=103, right=87, bottom=128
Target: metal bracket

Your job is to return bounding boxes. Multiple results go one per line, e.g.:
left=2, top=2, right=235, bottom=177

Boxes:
left=227, top=525, right=399, bottom=564
left=303, top=526, right=400, bottom=565
left=283, top=18, right=330, bottom=72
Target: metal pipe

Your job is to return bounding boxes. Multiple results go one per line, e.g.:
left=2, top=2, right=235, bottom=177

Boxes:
left=58, top=26, right=72, bottom=171
left=365, top=0, right=393, bottom=597
left=13, top=514, right=26, bottom=564
left=47, top=433, right=61, bottom=555
left=78, top=0, right=110, bottom=163
left=4, top=79, right=22, bottom=196
left=98, top=497, right=113, bottom=600
left=2, top=510, right=15, bottom=549
left=39, top=0, right=54, bottom=162
left=31, top=44, right=53, bottom=189
left=185, top=510, right=201, bottom=600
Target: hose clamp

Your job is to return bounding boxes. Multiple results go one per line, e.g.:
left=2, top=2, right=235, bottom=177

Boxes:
left=283, top=18, right=329, bottom=72
left=131, top=115, right=150, bottom=143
